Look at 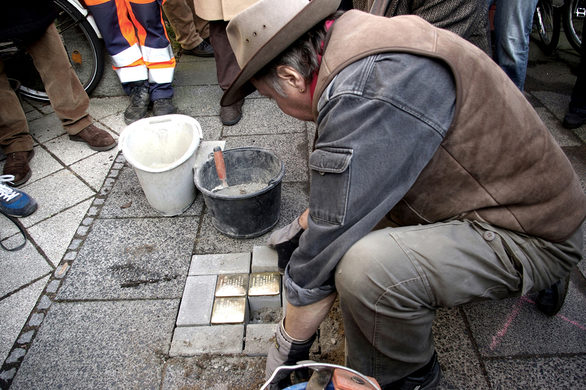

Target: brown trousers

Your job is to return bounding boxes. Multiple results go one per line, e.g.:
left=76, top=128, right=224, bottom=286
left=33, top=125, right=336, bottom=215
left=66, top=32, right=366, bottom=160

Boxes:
left=0, top=23, right=91, bottom=154
left=163, top=0, right=209, bottom=50
left=209, top=21, right=240, bottom=91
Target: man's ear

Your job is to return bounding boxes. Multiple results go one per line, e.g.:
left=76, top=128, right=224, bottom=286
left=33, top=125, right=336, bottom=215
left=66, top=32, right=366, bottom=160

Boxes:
left=275, top=65, right=305, bottom=90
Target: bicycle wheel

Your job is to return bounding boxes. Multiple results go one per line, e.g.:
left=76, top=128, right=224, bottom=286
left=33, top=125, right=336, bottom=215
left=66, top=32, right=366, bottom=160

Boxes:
left=533, top=0, right=561, bottom=55
left=5, top=0, right=105, bottom=102
left=562, top=0, right=585, bottom=54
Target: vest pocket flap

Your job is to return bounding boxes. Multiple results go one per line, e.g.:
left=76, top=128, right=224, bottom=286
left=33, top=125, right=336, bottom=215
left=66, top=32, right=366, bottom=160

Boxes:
left=309, top=148, right=353, bottom=174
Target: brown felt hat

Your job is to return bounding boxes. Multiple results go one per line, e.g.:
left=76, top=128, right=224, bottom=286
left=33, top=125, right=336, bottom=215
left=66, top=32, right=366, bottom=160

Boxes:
left=220, top=0, right=341, bottom=106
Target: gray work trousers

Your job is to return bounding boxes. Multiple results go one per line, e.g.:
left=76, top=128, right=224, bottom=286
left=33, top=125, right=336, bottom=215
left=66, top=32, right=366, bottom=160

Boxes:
left=334, top=219, right=583, bottom=385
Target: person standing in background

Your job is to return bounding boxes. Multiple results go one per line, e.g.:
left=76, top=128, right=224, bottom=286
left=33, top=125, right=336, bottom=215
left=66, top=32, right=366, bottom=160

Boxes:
left=194, top=0, right=259, bottom=126
left=367, top=0, right=491, bottom=54
left=487, top=0, right=539, bottom=90
left=86, top=0, right=177, bottom=124
left=563, top=17, right=586, bottom=129
left=163, top=0, right=214, bottom=57
left=1, top=1, right=117, bottom=186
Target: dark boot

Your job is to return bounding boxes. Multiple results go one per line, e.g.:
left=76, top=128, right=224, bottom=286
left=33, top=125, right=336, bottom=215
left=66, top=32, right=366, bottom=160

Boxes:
left=69, top=124, right=117, bottom=151
left=382, top=352, right=441, bottom=390
left=152, top=98, right=177, bottom=117
left=124, top=83, right=150, bottom=124
left=220, top=98, right=244, bottom=125
left=182, top=39, right=214, bottom=57
left=2, top=150, right=34, bottom=187
left=536, top=275, right=570, bottom=316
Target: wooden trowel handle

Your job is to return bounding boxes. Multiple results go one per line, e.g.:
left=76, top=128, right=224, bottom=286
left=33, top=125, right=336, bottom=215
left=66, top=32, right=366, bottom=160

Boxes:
left=213, top=146, right=227, bottom=183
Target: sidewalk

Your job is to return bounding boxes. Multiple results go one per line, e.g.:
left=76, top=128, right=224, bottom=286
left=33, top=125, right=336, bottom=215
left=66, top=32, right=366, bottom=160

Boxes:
left=0, top=36, right=585, bottom=389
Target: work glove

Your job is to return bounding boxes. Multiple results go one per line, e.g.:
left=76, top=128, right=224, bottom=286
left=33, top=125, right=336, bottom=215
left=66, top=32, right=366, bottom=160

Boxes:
left=265, top=319, right=316, bottom=389
left=267, top=218, right=304, bottom=273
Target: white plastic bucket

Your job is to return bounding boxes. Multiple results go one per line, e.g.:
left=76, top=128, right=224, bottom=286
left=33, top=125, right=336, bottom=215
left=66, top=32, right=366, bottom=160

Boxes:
left=119, top=114, right=202, bottom=216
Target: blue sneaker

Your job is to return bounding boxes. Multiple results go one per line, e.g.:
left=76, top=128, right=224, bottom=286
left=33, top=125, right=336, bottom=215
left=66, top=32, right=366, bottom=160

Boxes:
left=0, top=175, right=38, bottom=217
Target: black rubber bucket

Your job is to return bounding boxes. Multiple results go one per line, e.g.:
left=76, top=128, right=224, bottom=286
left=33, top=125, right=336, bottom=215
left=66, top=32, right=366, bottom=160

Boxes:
left=194, top=147, right=285, bottom=238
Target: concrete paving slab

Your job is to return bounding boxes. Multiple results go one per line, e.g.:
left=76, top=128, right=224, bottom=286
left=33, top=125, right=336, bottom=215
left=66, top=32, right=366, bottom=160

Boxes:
left=484, top=355, right=586, bottom=389
left=57, top=217, right=197, bottom=300
left=189, top=253, right=251, bottom=275
left=174, top=58, right=218, bottom=85
left=532, top=91, right=573, bottom=122
left=169, top=325, right=244, bottom=356
left=10, top=300, right=177, bottom=390
left=15, top=145, right=63, bottom=185
left=176, top=275, right=216, bottom=326
left=27, top=199, right=92, bottom=267
left=0, top=241, right=51, bottom=298
left=98, top=111, right=128, bottom=135
left=0, top=276, right=48, bottom=365
left=223, top=98, right=307, bottom=136
left=251, top=246, right=279, bottom=273
left=244, top=323, right=278, bottom=355
left=574, top=126, right=586, bottom=144
left=16, top=169, right=95, bottom=228
left=463, top=280, right=586, bottom=357
left=193, top=116, right=223, bottom=141
left=174, top=85, right=223, bottom=117
left=225, top=132, right=310, bottom=183
left=24, top=106, right=43, bottom=122
left=433, top=308, right=489, bottom=390
left=45, top=132, right=117, bottom=167
left=99, top=165, right=204, bottom=218
left=69, top=149, right=119, bottom=192
left=27, top=113, right=65, bottom=143
left=534, top=107, right=583, bottom=147
left=87, top=96, right=127, bottom=120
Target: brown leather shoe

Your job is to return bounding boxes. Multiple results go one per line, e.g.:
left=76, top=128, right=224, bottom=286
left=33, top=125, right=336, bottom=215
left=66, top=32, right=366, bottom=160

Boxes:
left=3, top=149, right=34, bottom=187
left=220, top=99, right=244, bottom=126
left=69, top=124, right=117, bottom=151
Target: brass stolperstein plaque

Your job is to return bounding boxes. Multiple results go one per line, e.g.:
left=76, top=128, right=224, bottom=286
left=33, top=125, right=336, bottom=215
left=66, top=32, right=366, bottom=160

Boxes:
left=215, top=274, right=249, bottom=297
left=248, top=272, right=280, bottom=296
left=211, top=297, right=247, bottom=324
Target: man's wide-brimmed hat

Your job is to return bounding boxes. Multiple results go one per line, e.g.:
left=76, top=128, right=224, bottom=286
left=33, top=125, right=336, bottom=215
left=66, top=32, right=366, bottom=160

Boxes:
left=220, top=0, right=341, bottom=106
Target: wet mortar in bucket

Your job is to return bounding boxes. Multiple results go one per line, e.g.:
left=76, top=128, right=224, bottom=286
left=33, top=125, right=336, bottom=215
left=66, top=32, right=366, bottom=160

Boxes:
left=195, top=147, right=285, bottom=239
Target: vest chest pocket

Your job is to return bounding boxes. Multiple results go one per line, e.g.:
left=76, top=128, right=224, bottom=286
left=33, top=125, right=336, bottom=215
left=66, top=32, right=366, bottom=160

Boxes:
left=309, top=148, right=353, bottom=225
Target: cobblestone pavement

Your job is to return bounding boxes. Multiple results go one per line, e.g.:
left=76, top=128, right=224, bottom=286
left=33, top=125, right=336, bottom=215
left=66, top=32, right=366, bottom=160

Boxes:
left=0, top=33, right=585, bottom=389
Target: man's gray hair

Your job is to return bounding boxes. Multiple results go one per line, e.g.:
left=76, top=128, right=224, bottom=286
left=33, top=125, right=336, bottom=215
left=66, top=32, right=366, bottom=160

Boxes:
left=254, top=11, right=342, bottom=97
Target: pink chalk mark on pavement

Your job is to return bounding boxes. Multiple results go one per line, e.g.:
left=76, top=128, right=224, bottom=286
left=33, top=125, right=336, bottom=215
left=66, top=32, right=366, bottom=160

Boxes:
left=489, top=295, right=586, bottom=350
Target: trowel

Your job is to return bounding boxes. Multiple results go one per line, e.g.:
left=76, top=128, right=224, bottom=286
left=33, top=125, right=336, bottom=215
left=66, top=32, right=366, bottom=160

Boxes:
left=212, top=146, right=228, bottom=192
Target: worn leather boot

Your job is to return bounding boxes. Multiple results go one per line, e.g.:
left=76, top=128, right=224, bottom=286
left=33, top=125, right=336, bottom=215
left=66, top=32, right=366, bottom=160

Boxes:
left=124, top=83, right=150, bottom=124
left=152, top=98, right=177, bottom=117
left=69, top=124, right=117, bottom=151
left=2, top=150, right=34, bottom=187
left=220, top=98, right=244, bottom=126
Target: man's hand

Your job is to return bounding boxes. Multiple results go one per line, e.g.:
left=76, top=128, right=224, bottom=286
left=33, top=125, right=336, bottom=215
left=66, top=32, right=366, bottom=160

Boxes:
left=265, top=319, right=316, bottom=389
left=267, top=209, right=309, bottom=272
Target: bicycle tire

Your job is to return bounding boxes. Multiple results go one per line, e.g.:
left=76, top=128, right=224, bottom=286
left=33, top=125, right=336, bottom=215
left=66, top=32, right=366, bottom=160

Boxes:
left=562, top=0, right=584, bottom=54
left=533, top=0, right=561, bottom=55
left=6, top=0, right=105, bottom=102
